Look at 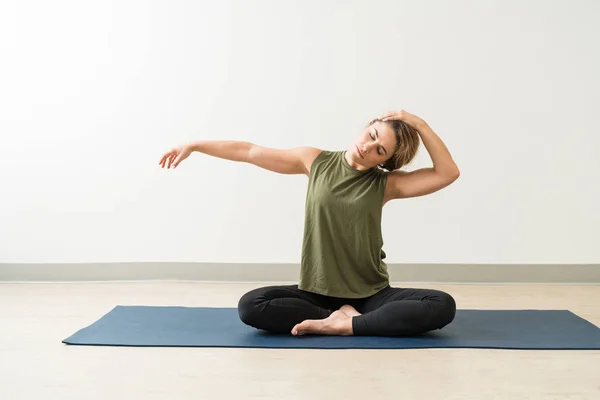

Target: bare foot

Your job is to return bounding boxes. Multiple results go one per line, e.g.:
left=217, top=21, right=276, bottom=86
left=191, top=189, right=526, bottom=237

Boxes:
left=339, top=304, right=362, bottom=317
left=291, top=310, right=353, bottom=336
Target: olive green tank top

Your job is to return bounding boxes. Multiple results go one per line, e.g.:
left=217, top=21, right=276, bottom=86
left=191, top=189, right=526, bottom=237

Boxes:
left=298, top=150, right=389, bottom=298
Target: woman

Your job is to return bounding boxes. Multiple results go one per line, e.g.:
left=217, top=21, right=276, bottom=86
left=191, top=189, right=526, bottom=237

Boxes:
left=159, top=110, right=460, bottom=337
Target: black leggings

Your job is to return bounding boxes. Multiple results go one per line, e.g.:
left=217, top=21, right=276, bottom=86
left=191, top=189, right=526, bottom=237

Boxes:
left=237, top=284, right=456, bottom=336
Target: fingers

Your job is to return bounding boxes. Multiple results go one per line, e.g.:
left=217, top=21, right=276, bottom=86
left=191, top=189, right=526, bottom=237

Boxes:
left=159, top=147, right=190, bottom=169
left=158, top=152, right=169, bottom=167
left=159, top=150, right=179, bottom=168
left=380, top=111, right=398, bottom=121
left=381, top=110, right=407, bottom=122
left=167, top=153, right=177, bottom=168
left=172, top=154, right=183, bottom=168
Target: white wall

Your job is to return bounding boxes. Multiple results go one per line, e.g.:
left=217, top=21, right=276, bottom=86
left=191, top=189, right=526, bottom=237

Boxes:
left=1, top=0, right=598, bottom=264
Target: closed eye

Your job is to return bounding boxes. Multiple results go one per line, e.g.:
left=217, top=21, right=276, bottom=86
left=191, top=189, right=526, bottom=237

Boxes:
left=373, top=128, right=387, bottom=156
left=370, top=132, right=384, bottom=156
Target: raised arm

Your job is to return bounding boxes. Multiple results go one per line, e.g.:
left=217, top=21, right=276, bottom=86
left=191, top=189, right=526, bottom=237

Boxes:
left=382, top=111, right=460, bottom=200
left=159, top=140, right=322, bottom=176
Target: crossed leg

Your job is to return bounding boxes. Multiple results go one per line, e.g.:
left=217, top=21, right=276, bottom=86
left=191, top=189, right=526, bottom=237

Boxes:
left=238, top=285, right=456, bottom=337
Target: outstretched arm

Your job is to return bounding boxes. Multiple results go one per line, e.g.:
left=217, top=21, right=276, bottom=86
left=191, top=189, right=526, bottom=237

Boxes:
left=382, top=110, right=460, bottom=199
left=159, top=140, right=321, bottom=176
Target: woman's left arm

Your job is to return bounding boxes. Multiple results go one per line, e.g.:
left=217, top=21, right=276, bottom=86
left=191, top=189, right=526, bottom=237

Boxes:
left=382, top=110, right=460, bottom=199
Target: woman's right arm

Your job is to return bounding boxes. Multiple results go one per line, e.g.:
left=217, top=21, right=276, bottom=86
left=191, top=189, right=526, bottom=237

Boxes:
left=159, top=140, right=321, bottom=176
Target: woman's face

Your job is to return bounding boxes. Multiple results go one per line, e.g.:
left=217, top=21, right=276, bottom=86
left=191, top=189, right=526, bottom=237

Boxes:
left=347, top=121, right=397, bottom=169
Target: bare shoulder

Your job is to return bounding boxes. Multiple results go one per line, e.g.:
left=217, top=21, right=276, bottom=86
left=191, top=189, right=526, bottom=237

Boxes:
left=246, top=145, right=322, bottom=175
left=294, top=147, right=323, bottom=176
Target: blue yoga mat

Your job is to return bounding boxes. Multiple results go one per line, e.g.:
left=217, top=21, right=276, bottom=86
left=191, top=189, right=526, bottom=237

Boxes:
left=62, top=306, right=600, bottom=350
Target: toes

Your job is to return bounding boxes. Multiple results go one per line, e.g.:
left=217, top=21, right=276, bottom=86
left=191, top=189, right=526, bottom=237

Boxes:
left=292, top=320, right=318, bottom=336
left=292, top=321, right=308, bottom=336
left=291, top=324, right=302, bottom=336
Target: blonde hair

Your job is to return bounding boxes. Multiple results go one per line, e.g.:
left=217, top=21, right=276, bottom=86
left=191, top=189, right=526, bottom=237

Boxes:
left=366, top=118, right=420, bottom=171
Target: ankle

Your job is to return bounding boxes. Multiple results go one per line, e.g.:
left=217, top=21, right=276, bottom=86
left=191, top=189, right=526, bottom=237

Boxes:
left=340, top=304, right=361, bottom=317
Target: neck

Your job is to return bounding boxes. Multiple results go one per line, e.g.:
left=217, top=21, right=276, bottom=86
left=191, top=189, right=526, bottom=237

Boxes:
left=344, top=151, right=371, bottom=171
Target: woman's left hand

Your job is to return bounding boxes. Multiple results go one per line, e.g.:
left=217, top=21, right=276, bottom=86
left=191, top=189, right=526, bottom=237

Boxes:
left=380, top=110, right=425, bottom=129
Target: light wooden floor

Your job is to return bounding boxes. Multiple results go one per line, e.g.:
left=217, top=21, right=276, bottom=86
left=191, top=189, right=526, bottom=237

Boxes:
left=1, top=282, right=599, bottom=400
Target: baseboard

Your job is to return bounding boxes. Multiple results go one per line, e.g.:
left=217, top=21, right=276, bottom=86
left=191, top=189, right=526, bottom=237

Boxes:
left=0, top=263, right=599, bottom=283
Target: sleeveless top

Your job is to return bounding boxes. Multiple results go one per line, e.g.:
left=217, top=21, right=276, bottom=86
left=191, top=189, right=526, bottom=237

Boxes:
left=298, top=150, right=389, bottom=298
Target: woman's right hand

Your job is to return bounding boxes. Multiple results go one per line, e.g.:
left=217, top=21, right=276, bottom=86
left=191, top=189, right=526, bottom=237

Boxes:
left=159, top=144, right=193, bottom=169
